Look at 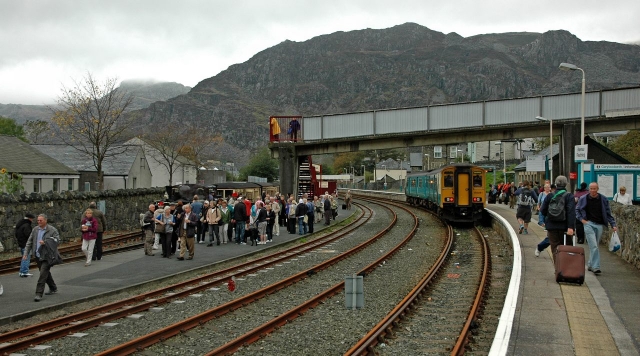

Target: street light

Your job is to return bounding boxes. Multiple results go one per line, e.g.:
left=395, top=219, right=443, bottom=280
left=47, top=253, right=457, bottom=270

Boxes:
left=424, top=153, right=430, bottom=171
left=536, top=116, right=553, bottom=182
left=382, top=164, right=387, bottom=189
left=361, top=164, right=366, bottom=189
left=559, top=62, right=586, bottom=185
left=495, top=142, right=506, bottom=181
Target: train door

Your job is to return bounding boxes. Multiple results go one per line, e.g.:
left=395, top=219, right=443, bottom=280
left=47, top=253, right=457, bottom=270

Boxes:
left=456, top=171, right=470, bottom=206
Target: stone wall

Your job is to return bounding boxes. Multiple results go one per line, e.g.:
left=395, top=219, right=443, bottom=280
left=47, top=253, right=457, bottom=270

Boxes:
left=604, top=203, right=640, bottom=270
left=0, top=188, right=164, bottom=252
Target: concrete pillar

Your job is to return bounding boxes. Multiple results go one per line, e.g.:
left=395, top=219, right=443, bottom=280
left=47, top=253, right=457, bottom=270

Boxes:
left=561, top=123, right=581, bottom=191
left=278, top=146, right=298, bottom=198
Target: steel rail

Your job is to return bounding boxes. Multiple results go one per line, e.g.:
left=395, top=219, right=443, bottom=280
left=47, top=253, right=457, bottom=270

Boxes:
left=0, top=204, right=370, bottom=355
left=207, top=197, right=421, bottom=356
left=450, top=226, right=490, bottom=355
left=95, top=200, right=399, bottom=356
left=345, top=222, right=453, bottom=355
left=347, top=192, right=491, bottom=355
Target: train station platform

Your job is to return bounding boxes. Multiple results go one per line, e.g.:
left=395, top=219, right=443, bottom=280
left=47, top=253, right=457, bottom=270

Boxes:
left=488, top=203, right=640, bottom=356
left=0, top=209, right=351, bottom=325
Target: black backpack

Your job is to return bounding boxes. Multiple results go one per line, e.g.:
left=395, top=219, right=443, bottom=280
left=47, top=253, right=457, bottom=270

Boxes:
left=547, top=190, right=568, bottom=222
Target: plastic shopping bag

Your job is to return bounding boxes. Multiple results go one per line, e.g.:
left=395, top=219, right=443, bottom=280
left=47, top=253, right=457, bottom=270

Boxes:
left=609, top=231, right=621, bottom=252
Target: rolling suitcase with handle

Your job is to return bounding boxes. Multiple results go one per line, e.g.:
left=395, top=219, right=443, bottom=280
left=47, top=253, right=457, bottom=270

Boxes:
left=554, top=234, right=585, bottom=285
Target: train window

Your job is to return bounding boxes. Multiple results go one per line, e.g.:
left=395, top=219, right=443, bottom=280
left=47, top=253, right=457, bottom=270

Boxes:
left=418, top=179, right=422, bottom=188
left=411, top=179, right=416, bottom=188
left=473, top=174, right=482, bottom=187
left=444, top=174, right=453, bottom=187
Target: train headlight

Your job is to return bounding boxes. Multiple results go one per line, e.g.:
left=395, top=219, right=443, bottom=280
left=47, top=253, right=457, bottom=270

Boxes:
left=444, top=197, right=454, bottom=203
left=473, top=197, right=483, bottom=202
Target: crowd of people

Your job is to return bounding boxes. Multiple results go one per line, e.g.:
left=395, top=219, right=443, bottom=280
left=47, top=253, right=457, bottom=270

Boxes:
left=497, top=176, right=629, bottom=276
left=139, top=191, right=343, bottom=259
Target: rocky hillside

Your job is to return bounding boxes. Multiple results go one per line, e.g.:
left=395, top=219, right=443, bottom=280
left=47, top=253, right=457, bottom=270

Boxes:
left=132, top=23, right=640, bottom=165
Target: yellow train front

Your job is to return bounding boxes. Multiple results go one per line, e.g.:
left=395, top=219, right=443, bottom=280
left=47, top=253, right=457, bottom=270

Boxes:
left=406, top=163, right=486, bottom=223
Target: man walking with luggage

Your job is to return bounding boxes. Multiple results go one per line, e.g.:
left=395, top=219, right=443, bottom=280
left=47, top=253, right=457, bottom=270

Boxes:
left=576, top=182, right=617, bottom=275
left=539, top=175, right=575, bottom=260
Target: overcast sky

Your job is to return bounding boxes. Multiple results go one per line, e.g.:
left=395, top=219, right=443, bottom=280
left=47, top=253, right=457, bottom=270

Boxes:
left=1, top=0, right=639, bottom=105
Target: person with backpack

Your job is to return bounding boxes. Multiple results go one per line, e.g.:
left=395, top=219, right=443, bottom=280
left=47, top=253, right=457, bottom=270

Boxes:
left=576, top=182, right=618, bottom=275
left=535, top=184, right=555, bottom=257
left=514, top=181, right=538, bottom=234
left=539, top=175, right=576, bottom=261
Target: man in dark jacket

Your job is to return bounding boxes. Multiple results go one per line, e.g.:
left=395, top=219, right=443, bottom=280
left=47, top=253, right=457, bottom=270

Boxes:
left=323, top=194, right=332, bottom=226
left=514, top=181, right=539, bottom=235
left=576, top=182, right=618, bottom=275
left=540, top=175, right=575, bottom=262
left=16, top=213, right=35, bottom=277
left=87, top=202, right=107, bottom=261
left=295, top=198, right=308, bottom=235
left=23, top=214, right=60, bottom=302
left=234, top=197, right=248, bottom=244
left=177, top=204, right=197, bottom=260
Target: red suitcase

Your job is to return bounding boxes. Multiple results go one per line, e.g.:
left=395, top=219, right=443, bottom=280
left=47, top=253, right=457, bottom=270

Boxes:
left=554, top=234, right=585, bottom=285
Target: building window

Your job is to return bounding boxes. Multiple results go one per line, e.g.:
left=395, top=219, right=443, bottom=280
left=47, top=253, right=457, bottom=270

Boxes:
left=33, top=178, right=41, bottom=192
left=68, top=179, right=73, bottom=191
left=450, top=146, right=458, bottom=158
left=140, top=157, right=146, bottom=169
left=53, top=178, right=59, bottom=192
left=434, top=146, right=442, bottom=158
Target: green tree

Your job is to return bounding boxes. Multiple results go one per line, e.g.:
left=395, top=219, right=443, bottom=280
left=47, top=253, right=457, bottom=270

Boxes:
left=609, top=130, right=640, bottom=163
left=238, top=147, right=279, bottom=182
left=50, top=73, right=135, bottom=190
left=0, top=116, right=26, bottom=141
left=333, top=152, right=365, bottom=174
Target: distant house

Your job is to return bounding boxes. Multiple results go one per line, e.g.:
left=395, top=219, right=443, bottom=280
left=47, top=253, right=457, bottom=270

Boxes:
left=0, top=135, right=79, bottom=193
left=375, top=159, right=411, bottom=181
left=33, top=144, right=152, bottom=191
left=125, top=138, right=197, bottom=187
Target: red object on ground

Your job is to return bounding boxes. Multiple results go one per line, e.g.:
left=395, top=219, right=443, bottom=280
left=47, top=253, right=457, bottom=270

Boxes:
left=228, top=277, right=236, bottom=292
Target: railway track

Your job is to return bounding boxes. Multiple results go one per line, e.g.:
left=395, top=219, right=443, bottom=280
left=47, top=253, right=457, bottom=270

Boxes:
left=0, top=203, right=372, bottom=355
left=0, top=195, right=511, bottom=355
left=0, top=232, right=143, bottom=275
left=345, top=192, right=508, bottom=355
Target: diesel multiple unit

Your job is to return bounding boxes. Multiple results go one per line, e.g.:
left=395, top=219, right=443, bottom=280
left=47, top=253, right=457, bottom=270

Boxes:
left=406, top=163, right=486, bottom=223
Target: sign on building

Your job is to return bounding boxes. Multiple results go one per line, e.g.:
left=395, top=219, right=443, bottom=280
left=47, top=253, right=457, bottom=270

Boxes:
left=575, top=144, right=589, bottom=162
left=525, top=156, right=546, bottom=172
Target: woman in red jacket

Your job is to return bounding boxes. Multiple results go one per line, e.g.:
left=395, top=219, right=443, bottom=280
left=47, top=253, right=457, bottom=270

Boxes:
left=81, top=209, right=98, bottom=266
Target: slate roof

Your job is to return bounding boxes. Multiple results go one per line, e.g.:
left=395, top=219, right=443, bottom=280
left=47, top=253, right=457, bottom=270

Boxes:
left=375, top=158, right=411, bottom=171
left=0, top=135, right=78, bottom=175
left=32, top=144, right=142, bottom=176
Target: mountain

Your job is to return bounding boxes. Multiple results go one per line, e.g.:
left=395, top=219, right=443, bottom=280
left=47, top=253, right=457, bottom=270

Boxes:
left=131, top=23, right=640, bottom=165
left=0, top=80, right=191, bottom=123
left=117, top=80, right=191, bottom=111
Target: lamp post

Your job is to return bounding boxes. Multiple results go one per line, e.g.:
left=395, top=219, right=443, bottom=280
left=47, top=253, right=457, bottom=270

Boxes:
left=361, top=164, right=365, bottom=189
left=495, top=142, right=506, bottom=181
left=382, top=164, right=387, bottom=190
left=536, top=116, right=553, bottom=182
left=424, top=153, right=430, bottom=171
left=559, top=62, right=586, bottom=185
left=350, top=166, right=354, bottom=188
